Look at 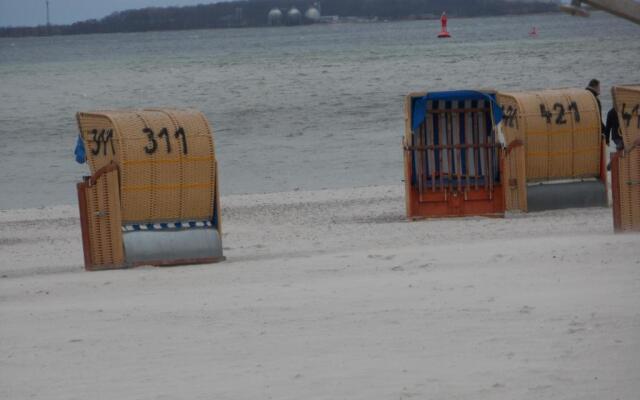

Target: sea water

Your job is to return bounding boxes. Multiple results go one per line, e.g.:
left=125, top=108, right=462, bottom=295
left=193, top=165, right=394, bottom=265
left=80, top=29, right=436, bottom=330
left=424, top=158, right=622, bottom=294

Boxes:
left=0, top=12, right=638, bottom=209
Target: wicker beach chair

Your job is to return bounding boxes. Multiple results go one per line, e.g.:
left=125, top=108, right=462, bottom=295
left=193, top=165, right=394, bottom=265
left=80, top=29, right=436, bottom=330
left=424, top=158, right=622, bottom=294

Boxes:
left=497, top=88, right=607, bottom=212
left=76, top=109, right=224, bottom=270
left=611, top=85, right=640, bottom=232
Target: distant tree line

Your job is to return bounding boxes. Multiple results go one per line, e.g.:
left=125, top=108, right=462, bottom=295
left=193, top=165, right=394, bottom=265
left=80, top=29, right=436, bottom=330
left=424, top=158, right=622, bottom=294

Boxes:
left=0, top=0, right=556, bottom=37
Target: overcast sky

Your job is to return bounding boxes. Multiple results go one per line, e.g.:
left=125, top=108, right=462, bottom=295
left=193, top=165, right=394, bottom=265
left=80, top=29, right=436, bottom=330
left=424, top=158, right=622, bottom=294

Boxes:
left=0, top=0, right=224, bottom=27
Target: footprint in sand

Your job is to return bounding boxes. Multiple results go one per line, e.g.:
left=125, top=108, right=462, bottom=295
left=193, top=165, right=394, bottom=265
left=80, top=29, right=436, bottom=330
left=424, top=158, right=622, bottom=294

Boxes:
left=519, top=305, right=535, bottom=314
left=566, top=320, right=586, bottom=334
left=367, top=254, right=396, bottom=260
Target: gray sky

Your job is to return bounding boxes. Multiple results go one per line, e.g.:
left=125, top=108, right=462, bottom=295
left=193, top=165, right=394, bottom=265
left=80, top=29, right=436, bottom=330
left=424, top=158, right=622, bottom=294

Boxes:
left=0, top=0, right=221, bottom=27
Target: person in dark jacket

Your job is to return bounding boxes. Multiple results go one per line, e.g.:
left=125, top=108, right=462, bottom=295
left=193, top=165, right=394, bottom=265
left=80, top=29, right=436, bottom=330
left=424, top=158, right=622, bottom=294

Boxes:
left=604, top=107, right=624, bottom=150
left=605, top=107, right=625, bottom=171
left=586, top=79, right=605, bottom=135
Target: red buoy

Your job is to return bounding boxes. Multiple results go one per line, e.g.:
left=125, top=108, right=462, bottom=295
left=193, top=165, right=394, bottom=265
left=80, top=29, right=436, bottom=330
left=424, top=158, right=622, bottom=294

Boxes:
left=529, top=26, right=538, bottom=37
left=438, top=12, right=451, bottom=38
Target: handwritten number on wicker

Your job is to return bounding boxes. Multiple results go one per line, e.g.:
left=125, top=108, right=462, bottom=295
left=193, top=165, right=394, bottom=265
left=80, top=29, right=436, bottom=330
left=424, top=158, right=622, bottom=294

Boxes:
left=142, top=128, right=158, bottom=154
left=504, top=106, right=518, bottom=128
left=140, top=126, right=188, bottom=155
left=158, top=128, right=171, bottom=153
left=90, top=129, right=115, bottom=156
left=568, top=101, right=580, bottom=122
left=632, top=104, right=640, bottom=128
left=621, top=103, right=640, bottom=128
left=621, top=103, right=633, bottom=128
left=553, top=103, right=567, bottom=125
left=106, top=130, right=115, bottom=155
left=175, top=127, right=188, bottom=155
left=540, top=104, right=552, bottom=123
left=540, top=103, right=580, bottom=125
left=90, top=129, right=101, bottom=156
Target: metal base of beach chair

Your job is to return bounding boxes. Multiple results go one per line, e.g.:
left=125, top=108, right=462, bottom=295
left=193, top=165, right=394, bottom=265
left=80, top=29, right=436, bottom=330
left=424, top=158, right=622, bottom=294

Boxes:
left=122, top=228, right=224, bottom=267
left=526, top=180, right=608, bottom=212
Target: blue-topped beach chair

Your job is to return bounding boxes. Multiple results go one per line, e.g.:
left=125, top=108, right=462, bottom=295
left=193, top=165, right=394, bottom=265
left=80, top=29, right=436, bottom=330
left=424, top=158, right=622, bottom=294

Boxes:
left=403, top=90, right=508, bottom=218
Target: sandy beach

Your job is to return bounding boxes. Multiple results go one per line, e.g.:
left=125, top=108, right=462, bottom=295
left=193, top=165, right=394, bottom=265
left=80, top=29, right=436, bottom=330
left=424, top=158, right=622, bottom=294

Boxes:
left=1, top=185, right=639, bottom=399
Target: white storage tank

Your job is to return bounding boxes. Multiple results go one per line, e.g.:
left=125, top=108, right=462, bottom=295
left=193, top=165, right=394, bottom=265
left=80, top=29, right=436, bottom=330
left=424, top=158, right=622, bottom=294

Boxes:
left=268, top=8, right=282, bottom=25
left=305, top=7, right=321, bottom=22
left=287, top=7, right=302, bottom=25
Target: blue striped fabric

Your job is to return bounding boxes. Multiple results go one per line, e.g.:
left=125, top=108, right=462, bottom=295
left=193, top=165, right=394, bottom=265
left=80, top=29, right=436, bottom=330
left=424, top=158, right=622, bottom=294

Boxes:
left=122, top=221, right=213, bottom=232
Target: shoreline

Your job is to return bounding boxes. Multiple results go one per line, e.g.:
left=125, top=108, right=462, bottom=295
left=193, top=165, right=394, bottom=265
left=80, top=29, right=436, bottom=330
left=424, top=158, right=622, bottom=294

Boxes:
left=0, top=11, right=563, bottom=39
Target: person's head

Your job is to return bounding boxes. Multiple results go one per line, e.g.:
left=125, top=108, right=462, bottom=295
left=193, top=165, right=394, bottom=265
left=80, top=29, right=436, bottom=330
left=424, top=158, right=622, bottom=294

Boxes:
left=587, top=79, right=600, bottom=96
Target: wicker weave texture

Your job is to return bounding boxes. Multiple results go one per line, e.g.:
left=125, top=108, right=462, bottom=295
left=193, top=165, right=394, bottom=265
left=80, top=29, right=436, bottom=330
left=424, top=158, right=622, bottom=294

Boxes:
left=566, top=89, right=602, bottom=178
left=612, top=86, right=640, bottom=232
left=612, top=85, right=640, bottom=149
left=498, top=89, right=601, bottom=182
left=77, top=109, right=217, bottom=224
left=75, top=113, right=119, bottom=173
left=84, top=169, right=125, bottom=269
left=503, top=144, right=527, bottom=212
left=499, top=94, right=527, bottom=211
left=617, top=151, right=640, bottom=231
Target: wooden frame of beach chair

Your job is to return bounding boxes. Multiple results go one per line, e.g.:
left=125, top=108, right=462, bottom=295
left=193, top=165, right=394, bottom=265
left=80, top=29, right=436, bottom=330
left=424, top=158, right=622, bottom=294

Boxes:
left=611, top=85, right=640, bottom=232
left=403, top=90, right=506, bottom=219
left=76, top=109, right=224, bottom=271
left=497, top=88, right=607, bottom=212
left=77, top=162, right=125, bottom=270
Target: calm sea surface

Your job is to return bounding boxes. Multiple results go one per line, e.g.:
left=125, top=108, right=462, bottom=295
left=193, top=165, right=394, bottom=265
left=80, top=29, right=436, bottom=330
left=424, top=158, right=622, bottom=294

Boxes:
left=0, top=12, right=638, bottom=209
